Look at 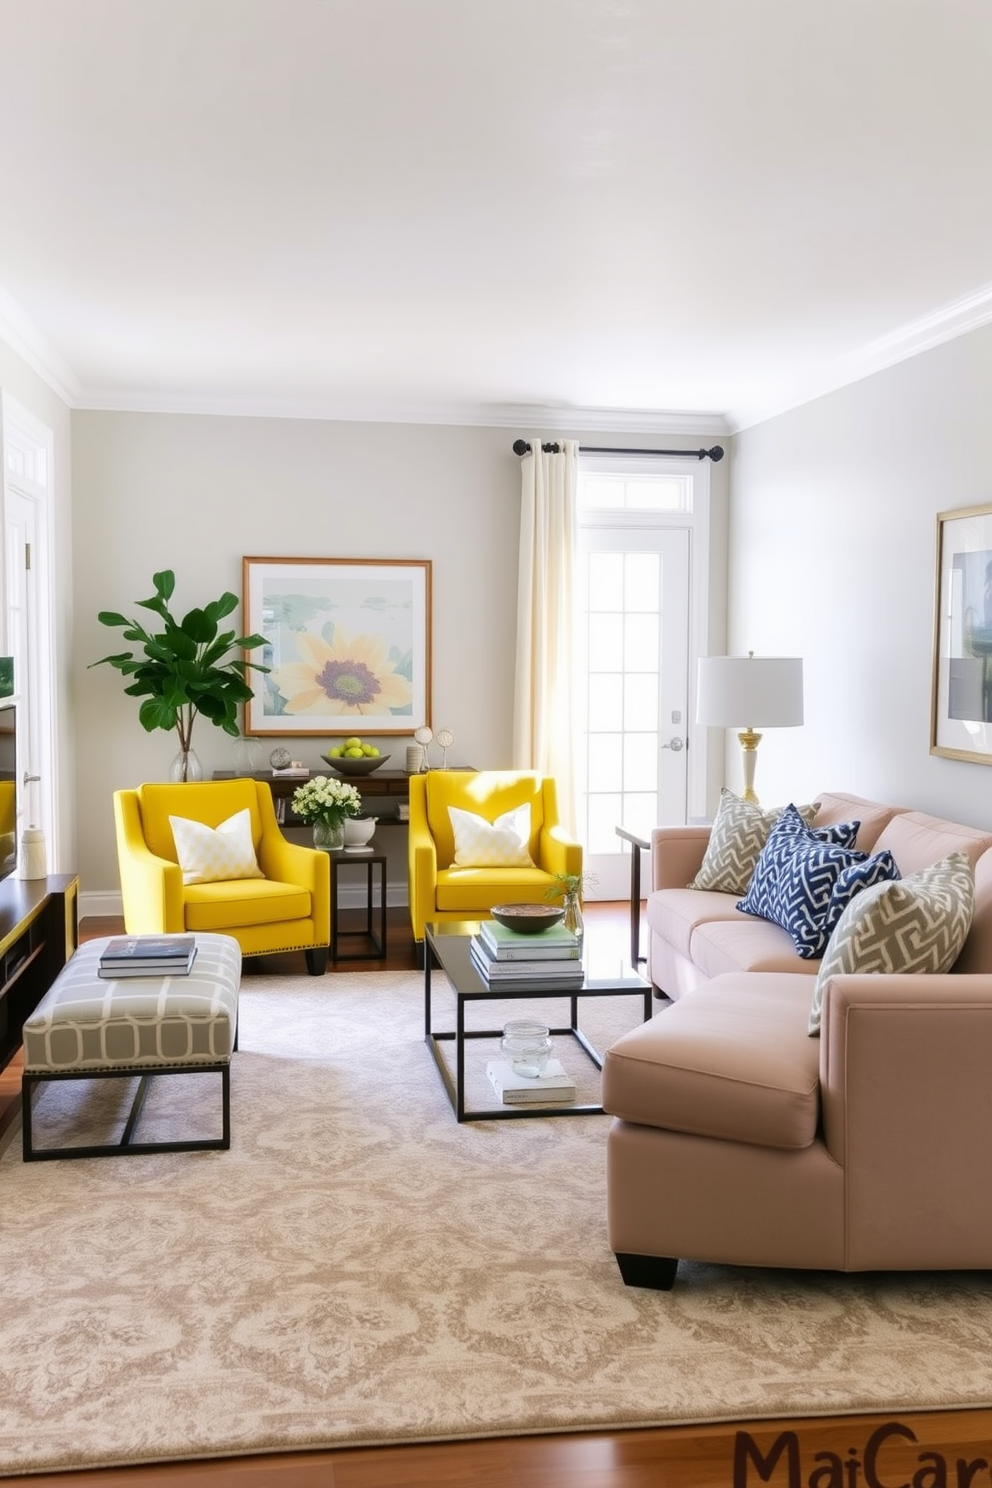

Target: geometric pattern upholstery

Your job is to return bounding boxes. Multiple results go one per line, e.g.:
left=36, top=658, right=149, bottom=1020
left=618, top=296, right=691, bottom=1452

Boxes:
left=689, top=790, right=819, bottom=895
left=448, top=803, right=533, bottom=867
left=22, top=934, right=242, bottom=1073
left=736, top=804, right=896, bottom=959
left=808, top=850, right=975, bottom=1035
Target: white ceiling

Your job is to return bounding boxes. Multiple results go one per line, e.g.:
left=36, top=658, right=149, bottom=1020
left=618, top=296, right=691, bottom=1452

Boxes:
left=2, top=0, right=992, bottom=433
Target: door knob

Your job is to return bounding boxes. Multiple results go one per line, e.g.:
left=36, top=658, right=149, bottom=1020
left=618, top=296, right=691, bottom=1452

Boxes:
left=661, top=737, right=684, bottom=752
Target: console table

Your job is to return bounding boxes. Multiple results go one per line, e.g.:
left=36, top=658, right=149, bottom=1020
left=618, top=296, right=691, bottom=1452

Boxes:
left=0, top=873, right=79, bottom=1077
left=212, top=769, right=414, bottom=823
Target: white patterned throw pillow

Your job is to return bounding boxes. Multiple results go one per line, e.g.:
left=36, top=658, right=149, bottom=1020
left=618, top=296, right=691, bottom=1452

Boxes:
left=807, top=851, right=975, bottom=1036
left=449, top=803, right=533, bottom=867
left=169, top=808, right=265, bottom=885
left=689, top=790, right=819, bottom=895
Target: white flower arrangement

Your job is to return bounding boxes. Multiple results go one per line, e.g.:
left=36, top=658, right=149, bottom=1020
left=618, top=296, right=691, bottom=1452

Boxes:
left=291, top=775, right=363, bottom=828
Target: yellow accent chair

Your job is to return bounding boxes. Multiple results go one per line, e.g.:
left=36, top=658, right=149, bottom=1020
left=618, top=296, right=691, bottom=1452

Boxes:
left=113, top=779, right=331, bottom=974
left=407, top=769, right=582, bottom=957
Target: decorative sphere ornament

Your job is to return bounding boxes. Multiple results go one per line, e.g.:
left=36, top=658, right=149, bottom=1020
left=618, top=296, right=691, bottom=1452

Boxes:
left=414, top=726, right=433, bottom=746
left=435, top=726, right=455, bottom=768
left=269, top=746, right=292, bottom=770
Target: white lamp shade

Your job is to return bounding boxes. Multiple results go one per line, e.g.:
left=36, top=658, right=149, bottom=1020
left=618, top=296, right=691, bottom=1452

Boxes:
left=696, top=656, right=804, bottom=729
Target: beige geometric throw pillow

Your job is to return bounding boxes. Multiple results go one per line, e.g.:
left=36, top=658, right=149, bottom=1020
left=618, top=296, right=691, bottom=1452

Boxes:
left=689, top=789, right=818, bottom=895
left=169, top=808, right=265, bottom=886
left=808, top=850, right=975, bottom=1036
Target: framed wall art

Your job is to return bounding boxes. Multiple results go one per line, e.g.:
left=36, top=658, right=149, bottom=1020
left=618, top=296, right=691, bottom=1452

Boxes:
left=242, top=557, right=432, bottom=737
left=931, top=502, right=992, bottom=763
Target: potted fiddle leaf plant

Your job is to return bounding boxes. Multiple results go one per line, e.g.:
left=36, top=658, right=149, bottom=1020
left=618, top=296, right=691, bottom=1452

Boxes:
left=91, top=569, right=270, bottom=782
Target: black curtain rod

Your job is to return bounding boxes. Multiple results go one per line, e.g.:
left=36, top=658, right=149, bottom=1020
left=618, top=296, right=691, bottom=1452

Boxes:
left=512, top=439, right=724, bottom=461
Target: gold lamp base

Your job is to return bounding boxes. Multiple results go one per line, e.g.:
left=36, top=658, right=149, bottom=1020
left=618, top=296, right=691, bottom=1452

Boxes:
left=737, top=729, right=763, bottom=804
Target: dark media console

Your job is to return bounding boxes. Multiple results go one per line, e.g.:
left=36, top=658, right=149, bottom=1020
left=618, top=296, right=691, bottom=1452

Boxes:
left=0, top=875, right=78, bottom=1076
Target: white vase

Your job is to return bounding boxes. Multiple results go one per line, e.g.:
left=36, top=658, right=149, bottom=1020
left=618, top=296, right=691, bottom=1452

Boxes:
left=313, top=820, right=345, bottom=851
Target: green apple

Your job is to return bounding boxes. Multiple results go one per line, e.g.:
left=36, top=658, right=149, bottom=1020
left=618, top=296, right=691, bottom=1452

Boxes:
left=344, top=736, right=362, bottom=749
left=345, top=747, right=364, bottom=758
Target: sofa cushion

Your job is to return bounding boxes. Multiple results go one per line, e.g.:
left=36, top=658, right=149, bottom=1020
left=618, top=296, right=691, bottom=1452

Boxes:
left=809, top=792, right=905, bottom=853
left=690, top=915, right=823, bottom=979
left=736, top=805, right=898, bottom=959
left=808, top=851, right=976, bottom=1035
left=872, top=811, right=992, bottom=875
left=688, top=790, right=818, bottom=895
left=602, top=974, right=821, bottom=1150
left=646, top=887, right=750, bottom=961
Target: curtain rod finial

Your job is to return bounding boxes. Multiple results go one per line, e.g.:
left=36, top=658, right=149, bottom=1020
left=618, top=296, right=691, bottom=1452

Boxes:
left=512, top=439, right=531, bottom=456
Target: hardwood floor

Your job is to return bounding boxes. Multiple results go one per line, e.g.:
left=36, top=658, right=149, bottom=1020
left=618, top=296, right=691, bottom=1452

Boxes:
left=11, top=905, right=991, bottom=1486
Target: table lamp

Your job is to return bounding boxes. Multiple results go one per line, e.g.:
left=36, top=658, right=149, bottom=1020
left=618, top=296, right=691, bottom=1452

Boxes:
left=696, top=653, right=804, bottom=803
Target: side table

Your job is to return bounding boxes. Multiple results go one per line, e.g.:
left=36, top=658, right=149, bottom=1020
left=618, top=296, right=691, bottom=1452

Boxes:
left=327, top=840, right=388, bottom=962
left=614, top=825, right=650, bottom=967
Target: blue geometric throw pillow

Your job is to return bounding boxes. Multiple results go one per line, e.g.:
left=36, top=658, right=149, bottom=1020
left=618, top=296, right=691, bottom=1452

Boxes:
left=820, top=849, right=902, bottom=946
left=736, top=804, right=882, bottom=959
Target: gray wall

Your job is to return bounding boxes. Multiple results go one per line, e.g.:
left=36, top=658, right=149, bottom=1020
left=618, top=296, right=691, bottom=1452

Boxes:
left=71, top=411, right=728, bottom=905
left=729, top=322, right=992, bottom=826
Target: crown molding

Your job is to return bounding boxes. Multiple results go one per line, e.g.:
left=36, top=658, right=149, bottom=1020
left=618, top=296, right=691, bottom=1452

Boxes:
left=0, top=287, right=80, bottom=408
left=75, top=388, right=732, bottom=436
left=728, top=280, right=992, bottom=433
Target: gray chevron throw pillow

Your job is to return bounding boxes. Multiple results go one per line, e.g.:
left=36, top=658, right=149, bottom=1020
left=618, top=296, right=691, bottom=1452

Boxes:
left=689, top=790, right=818, bottom=895
left=808, top=850, right=975, bottom=1036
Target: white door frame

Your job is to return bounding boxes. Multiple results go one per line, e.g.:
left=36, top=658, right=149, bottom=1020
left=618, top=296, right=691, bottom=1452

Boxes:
left=1, top=392, right=58, bottom=868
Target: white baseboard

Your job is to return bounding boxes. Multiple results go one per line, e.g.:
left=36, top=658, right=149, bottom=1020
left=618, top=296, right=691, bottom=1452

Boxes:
left=80, top=881, right=411, bottom=923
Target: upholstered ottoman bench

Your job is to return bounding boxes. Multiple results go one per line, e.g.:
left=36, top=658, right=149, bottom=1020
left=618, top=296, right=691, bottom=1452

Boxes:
left=21, top=933, right=242, bottom=1161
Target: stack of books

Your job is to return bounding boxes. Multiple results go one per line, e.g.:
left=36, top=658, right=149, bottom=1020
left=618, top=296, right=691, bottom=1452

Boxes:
left=98, top=935, right=198, bottom=980
left=470, top=918, right=584, bottom=989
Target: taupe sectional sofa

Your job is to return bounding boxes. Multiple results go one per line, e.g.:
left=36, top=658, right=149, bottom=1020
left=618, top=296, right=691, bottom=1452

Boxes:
left=601, top=791, right=992, bottom=1288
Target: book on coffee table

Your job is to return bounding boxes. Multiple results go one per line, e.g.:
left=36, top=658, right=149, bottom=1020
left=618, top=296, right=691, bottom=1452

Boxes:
left=470, top=938, right=584, bottom=987
left=486, top=1058, right=577, bottom=1104
left=478, top=919, right=581, bottom=960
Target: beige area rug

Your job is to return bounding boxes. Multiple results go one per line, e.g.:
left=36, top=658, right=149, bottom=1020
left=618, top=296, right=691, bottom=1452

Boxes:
left=2, top=969, right=992, bottom=1476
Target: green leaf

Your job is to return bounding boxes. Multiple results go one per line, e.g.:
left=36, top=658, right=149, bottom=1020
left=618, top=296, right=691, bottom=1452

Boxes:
left=204, top=592, right=239, bottom=623
left=97, top=611, right=131, bottom=628
left=153, top=570, right=176, bottom=602
left=138, top=696, right=178, bottom=733
left=180, top=607, right=219, bottom=645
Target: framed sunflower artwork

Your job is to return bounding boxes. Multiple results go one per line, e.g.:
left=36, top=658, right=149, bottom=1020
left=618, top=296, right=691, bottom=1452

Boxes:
left=242, top=557, right=432, bottom=737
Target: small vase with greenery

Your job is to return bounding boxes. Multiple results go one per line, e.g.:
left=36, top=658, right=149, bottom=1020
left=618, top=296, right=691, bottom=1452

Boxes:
left=91, top=570, right=269, bottom=782
left=291, top=776, right=363, bottom=850
left=545, top=870, right=591, bottom=944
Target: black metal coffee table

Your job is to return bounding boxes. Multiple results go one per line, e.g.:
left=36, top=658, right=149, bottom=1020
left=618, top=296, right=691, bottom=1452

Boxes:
left=424, top=921, right=652, bottom=1122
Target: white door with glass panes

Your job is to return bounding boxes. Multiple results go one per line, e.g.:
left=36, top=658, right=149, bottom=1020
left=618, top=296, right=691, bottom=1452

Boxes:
left=576, top=462, right=698, bottom=902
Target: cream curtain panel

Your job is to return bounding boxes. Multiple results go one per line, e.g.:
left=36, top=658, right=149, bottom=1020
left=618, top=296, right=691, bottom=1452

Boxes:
left=512, top=438, right=579, bottom=835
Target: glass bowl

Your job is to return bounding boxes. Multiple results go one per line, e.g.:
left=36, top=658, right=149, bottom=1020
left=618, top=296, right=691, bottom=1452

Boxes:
left=500, top=1019, right=552, bottom=1077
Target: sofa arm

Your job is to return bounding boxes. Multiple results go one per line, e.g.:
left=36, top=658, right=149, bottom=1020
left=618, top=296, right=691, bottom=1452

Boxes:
left=818, top=972, right=992, bottom=1269
left=650, top=825, right=711, bottom=891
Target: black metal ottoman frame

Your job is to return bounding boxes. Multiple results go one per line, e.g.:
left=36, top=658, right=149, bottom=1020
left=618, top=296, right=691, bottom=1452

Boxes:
left=21, top=1059, right=232, bottom=1161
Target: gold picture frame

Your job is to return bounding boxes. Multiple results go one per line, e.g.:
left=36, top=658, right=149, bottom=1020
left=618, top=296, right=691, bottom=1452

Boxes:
left=242, top=556, right=432, bottom=737
left=931, top=502, right=992, bottom=763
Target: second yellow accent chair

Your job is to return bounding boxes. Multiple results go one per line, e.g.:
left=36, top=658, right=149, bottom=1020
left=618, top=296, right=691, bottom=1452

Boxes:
left=407, top=769, right=582, bottom=956
left=113, top=779, right=330, bottom=974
